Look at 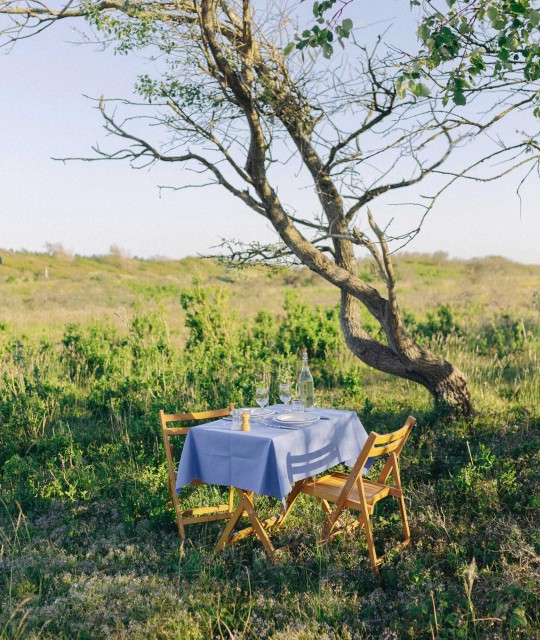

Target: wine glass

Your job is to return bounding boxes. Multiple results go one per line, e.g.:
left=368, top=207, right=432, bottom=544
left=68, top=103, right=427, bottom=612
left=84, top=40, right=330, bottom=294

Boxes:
left=255, top=386, right=269, bottom=411
left=278, top=382, right=292, bottom=407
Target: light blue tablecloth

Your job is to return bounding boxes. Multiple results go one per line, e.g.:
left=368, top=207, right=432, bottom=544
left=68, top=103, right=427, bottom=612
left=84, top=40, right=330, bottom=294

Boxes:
left=176, top=408, right=369, bottom=500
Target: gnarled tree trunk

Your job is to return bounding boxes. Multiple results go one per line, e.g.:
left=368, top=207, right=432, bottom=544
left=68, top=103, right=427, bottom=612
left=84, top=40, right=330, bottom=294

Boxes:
left=340, top=292, right=472, bottom=414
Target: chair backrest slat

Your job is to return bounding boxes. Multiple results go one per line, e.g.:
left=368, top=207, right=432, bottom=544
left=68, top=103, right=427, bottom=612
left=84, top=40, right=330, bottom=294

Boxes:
left=161, top=406, right=232, bottom=424
left=162, top=427, right=191, bottom=436
left=369, top=439, right=406, bottom=457
left=368, top=416, right=416, bottom=459
left=372, top=422, right=411, bottom=445
left=159, top=404, right=234, bottom=461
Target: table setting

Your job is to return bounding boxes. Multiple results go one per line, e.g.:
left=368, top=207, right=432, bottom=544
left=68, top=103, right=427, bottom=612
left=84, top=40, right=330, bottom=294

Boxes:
left=224, top=405, right=331, bottom=429
left=174, top=350, right=370, bottom=556
left=221, top=349, right=325, bottom=431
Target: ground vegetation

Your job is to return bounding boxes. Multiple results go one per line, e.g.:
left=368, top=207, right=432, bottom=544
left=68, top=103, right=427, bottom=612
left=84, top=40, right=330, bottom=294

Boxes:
left=0, top=252, right=539, bottom=638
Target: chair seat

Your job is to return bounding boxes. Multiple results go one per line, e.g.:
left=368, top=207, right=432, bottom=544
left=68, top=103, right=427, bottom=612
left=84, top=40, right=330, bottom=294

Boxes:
left=302, top=472, right=397, bottom=510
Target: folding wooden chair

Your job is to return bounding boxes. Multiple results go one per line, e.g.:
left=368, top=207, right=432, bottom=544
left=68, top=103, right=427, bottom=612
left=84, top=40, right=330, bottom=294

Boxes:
left=301, top=416, right=416, bottom=572
left=160, top=406, right=236, bottom=540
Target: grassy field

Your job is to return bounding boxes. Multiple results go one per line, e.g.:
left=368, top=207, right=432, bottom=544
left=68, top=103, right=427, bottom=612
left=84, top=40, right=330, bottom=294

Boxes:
left=1, top=248, right=538, bottom=338
left=0, top=249, right=539, bottom=639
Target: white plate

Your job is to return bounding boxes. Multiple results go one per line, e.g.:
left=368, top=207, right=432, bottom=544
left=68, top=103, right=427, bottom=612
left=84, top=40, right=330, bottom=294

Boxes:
left=274, top=412, right=319, bottom=425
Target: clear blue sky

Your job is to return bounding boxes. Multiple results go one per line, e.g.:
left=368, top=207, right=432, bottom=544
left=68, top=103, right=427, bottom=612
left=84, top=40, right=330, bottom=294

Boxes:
left=1, top=1, right=539, bottom=263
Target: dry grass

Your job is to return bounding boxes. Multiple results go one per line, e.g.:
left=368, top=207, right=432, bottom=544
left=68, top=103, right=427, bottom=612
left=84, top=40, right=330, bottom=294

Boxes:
left=1, top=249, right=538, bottom=342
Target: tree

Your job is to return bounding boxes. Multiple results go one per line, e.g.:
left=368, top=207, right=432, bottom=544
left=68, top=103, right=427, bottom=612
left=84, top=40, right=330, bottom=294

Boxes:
left=414, top=0, right=540, bottom=107
left=1, top=0, right=538, bottom=414
left=293, top=0, right=540, bottom=107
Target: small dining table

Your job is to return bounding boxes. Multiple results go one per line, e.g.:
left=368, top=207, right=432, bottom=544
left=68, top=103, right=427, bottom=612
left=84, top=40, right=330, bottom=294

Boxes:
left=176, top=406, right=369, bottom=557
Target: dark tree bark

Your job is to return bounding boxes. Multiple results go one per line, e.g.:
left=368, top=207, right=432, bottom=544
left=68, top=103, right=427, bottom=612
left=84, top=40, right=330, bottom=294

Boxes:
left=340, top=293, right=471, bottom=413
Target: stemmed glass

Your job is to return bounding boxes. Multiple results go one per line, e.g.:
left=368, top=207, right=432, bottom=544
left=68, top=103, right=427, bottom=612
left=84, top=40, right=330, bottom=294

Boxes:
left=254, top=371, right=269, bottom=414
left=277, top=366, right=292, bottom=412
left=255, top=386, right=269, bottom=411
left=278, top=383, right=292, bottom=408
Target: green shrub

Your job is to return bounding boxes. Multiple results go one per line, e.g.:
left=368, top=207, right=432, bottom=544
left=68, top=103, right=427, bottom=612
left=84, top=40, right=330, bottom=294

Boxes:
left=476, top=313, right=527, bottom=356
left=276, top=292, right=342, bottom=359
left=404, top=304, right=462, bottom=345
left=61, top=321, right=127, bottom=382
left=180, top=282, right=236, bottom=351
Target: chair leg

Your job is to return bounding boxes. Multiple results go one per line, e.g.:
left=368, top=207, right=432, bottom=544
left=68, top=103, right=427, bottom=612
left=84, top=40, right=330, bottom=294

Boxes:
left=215, top=497, right=246, bottom=552
left=171, top=491, right=187, bottom=541
left=321, top=517, right=333, bottom=542
left=273, top=479, right=306, bottom=530
left=319, top=499, right=332, bottom=515
left=166, top=476, right=186, bottom=540
left=241, top=491, right=276, bottom=558
left=321, top=505, right=344, bottom=541
left=360, top=510, right=378, bottom=573
left=397, top=494, right=411, bottom=544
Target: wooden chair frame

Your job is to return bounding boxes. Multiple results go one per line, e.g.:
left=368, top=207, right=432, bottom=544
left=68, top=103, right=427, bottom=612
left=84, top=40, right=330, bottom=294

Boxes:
left=160, top=405, right=236, bottom=540
left=214, top=480, right=307, bottom=559
left=301, top=416, right=416, bottom=572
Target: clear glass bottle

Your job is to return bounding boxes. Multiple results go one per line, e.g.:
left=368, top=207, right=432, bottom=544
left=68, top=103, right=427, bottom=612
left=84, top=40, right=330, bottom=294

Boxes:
left=297, top=349, right=314, bottom=409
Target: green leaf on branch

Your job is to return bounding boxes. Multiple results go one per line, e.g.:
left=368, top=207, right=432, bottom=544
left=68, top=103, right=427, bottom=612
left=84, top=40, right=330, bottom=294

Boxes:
left=418, top=23, right=431, bottom=42
left=395, top=77, right=408, bottom=99
left=322, top=42, right=334, bottom=58
left=412, top=82, right=431, bottom=97
left=487, top=5, right=499, bottom=24
left=284, top=42, right=295, bottom=56
left=453, top=91, right=467, bottom=105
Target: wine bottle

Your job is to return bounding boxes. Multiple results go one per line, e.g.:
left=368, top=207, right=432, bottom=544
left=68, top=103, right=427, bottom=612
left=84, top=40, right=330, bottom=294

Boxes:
left=297, top=349, right=314, bottom=409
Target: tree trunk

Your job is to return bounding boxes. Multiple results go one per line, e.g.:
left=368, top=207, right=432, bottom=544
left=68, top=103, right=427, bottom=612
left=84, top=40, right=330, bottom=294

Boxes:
left=340, top=292, right=472, bottom=415
left=425, top=366, right=471, bottom=415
